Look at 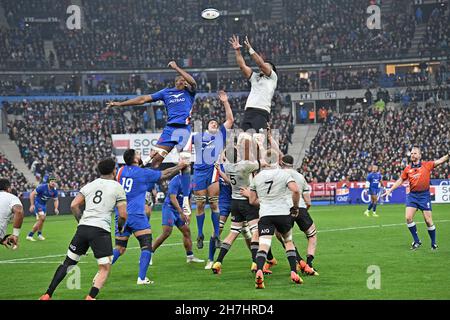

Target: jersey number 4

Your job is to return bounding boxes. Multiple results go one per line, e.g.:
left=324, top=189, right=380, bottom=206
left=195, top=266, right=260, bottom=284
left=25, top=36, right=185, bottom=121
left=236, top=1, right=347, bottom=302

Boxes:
left=121, top=178, right=134, bottom=193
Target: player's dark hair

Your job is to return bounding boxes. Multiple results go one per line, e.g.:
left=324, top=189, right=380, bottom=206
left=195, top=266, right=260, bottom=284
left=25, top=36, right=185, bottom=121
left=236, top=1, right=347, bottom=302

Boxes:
left=48, top=175, right=57, bottom=182
left=98, top=158, right=116, bottom=175
left=123, top=149, right=136, bottom=166
left=0, top=178, right=11, bottom=191
left=266, top=60, right=277, bottom=75
left=281, top=155, right=294, bottom=166
left=208, top=119, right=219, bottom=127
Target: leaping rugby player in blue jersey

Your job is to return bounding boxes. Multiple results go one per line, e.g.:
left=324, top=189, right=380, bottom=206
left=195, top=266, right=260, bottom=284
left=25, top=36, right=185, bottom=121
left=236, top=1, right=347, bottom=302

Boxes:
left=107, top=61, right=196, bottom=216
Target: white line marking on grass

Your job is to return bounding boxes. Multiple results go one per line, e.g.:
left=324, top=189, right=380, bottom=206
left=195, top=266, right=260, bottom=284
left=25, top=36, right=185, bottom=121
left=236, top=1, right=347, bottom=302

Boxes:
left=2, top=220, right=449, bottom=264
left=0, top=261, right=87, bottom=264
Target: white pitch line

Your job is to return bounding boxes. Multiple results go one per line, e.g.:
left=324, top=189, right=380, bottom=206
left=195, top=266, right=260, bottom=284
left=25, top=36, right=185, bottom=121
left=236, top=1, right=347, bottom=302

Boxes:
left=1, top=219, right=449, bottom=264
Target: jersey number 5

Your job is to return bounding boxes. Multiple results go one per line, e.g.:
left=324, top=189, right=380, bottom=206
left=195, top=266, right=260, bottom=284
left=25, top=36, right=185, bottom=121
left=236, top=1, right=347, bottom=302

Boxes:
left=121, top=178, right=134, bottom=193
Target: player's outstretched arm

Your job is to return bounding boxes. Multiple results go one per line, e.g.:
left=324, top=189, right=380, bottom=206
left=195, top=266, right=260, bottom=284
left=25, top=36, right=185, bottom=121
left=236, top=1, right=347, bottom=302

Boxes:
left=7, top=204, right=24, bottom=248
left=70, top=193, right=85, bottom=222
left=168, top=61, right=197, bottom=89
left=53, top=198, right=59, bottom=215
left=106, top=95, right=152, bottom=108
left=288, top=181, right=300, bottom=208
left=384, top=178, right=405, bottom=196
left=229, top=35, right=252, bottom=79
left=218, top=91, right=234, bottom=129
left=160, top=161, right=189, bottom=181
left=434, top=153, right=450, bottom=168
left=243, top=36, right=272, bottom=76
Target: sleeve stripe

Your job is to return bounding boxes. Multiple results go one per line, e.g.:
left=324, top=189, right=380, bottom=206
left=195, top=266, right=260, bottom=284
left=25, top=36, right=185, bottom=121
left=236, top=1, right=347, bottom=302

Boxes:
left=116, top=167, right=124, bottom=183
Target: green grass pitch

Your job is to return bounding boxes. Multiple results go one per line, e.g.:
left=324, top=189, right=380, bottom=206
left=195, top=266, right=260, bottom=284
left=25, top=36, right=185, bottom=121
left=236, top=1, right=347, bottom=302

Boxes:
left=1, top=204, right=449, bottom=300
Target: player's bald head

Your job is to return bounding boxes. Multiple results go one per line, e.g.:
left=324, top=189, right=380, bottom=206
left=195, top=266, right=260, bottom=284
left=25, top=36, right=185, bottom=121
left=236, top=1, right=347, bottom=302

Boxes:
left=410, top=146, right=422, bottom=162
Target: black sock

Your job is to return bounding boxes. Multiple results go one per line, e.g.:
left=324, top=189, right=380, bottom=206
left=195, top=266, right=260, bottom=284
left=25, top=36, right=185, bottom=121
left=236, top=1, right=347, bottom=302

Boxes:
left=295, top=246, right=304, bottom=263
left=46, top=257, right=77, bottom=297
left=250, top=242, right=259, bottom=262
left=216, top=242, right=231, bottom=263
left=256, top=250, right=267, bottom=271
left=307, top=254, right=314, bottom=267
left=286, top=250, right=297, bottom=273
left=277, top=237, right=286, bottom=249
left=267, top=248, right=273, bottom=261
left=89, top=287, right=100, bottom=299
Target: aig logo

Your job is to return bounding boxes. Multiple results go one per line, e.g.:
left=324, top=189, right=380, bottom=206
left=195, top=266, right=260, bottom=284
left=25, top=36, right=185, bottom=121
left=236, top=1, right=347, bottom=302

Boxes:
left=367, top=5, right=381, bottom=30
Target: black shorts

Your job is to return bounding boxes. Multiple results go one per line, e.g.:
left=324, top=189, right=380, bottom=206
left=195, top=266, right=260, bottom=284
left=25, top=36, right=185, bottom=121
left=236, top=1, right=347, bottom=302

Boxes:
left=230, top=199, right=259, bottom=223
left=292, top=208, right=314, bottom=232
left=258, top=215, right=293, bottom=236
left=69, top=225, right=113, bottom=259
left=242, top=108, right=270, bottom=132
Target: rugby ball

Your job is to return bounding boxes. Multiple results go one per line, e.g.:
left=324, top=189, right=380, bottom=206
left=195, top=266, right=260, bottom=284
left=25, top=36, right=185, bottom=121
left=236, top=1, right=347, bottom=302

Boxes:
left=201, top=8, right=220, bottom=20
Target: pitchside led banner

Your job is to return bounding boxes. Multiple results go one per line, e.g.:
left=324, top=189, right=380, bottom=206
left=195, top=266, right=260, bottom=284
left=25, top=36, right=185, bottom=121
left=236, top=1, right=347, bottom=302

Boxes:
left=335, top=187, right=406, bottom=205
left=112, top=134, right=185, bottom=163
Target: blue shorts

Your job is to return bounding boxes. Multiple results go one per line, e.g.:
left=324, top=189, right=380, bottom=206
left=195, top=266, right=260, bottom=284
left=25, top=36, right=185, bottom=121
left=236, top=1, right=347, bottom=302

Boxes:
left=115, top=212, right=151, bottom=237
left=157, top=124, right=191, bottom=152
left=369, top=188, right=380, bottom=196
left=34, top=203, right=47, bottom=216
left=192, top=166, right=219, bottom=191
left=219, top=198, right=231, bottom=217
left=162, top=204, right=185, bottom=228
left=406, top=191, right=432, bottom=211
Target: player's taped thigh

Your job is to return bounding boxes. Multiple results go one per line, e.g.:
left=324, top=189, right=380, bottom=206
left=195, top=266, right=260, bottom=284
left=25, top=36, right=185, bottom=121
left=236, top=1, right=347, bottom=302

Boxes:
left=241, top=224, right=252, bottom=240
left=230, top=222, right=243, bottom=234
left=153, top=146, right=169, bottom=158
left=97, top=256, right=113, bottom=265
left=282, top=230, right=293, bottom=243
left=259, top=236, right=272, bottom=247
left=208, top=196, right=219, bottom=204
left=115, top=238, right=129, bottom=248
left=137, top=234, right=152, bottom=252
left=194, top=195, right=207, bottom=204
left=305, top=226, right=317, bottom=239
left=66, top=250, right=82, bottom=263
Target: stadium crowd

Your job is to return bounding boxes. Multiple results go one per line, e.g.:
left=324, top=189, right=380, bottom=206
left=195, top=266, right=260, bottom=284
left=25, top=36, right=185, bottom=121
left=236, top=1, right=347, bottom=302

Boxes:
left=1, top=0, right=447, bottom=71
left=0, top=152, right=32, bottom=194
left=301, top=105, right=450, bottom=183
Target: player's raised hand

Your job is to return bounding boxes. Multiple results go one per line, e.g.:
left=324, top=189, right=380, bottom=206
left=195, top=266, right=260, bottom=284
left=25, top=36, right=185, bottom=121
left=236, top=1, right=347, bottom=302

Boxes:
left=229, top=35, right=242, bottom=50
left=243, top=36, right=252, bottom=50
left=218, top=90, right=228, bottom=103
left=168, top=61, right=178, bottom=69
left=106, top=101, right=120, bottom=108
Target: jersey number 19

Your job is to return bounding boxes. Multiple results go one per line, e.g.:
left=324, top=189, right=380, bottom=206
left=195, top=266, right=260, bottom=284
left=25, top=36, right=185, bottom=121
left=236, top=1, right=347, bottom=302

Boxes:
left=121, top=178, right=134, bottom=193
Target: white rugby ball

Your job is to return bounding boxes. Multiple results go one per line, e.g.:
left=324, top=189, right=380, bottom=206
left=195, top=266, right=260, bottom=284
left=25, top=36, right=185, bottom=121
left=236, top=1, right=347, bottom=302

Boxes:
left=201, top=8, right=220, bottom=20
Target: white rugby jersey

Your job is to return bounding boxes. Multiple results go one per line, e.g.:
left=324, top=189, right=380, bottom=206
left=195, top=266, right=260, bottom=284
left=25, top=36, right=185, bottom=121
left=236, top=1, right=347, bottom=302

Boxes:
left=285, top=169, right=311, bottom=209
left=250, top=168, right=294, bottom=217
left=223, top=160, right=260, bottom=200
left=78, top=178, right=126, bottom=232
left=244, top=71, right=278, bottom=113
left=0, top=191, right=22, bottom=239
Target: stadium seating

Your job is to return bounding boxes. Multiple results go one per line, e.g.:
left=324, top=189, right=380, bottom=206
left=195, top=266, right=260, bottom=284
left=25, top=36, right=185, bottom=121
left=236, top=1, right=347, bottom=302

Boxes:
left=301, top=105, right=450, bottom=183
left=0, top=152, right=32, bottom=194
left=1, top=0, right=447, bottom=71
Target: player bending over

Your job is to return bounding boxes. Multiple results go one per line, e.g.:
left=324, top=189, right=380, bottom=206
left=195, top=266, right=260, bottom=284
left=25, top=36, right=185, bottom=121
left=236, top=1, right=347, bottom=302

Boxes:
left=152, top=173, right=204, bottom=264
left=364, top=164, right=383, bottom=217
left=249, top=151, right=303, bottom=288
left=26, top=176, right=59, bottom=241
left=107, top=61, right=196, bottom=215
left=192, top=91, right=234, bottom=254
left=0, top=179, right=24, bottom=250
left=384, top=147, right=449, bottom=250
left=111, top=149, right=188, bottom=284
left=40, top=158, right=127, bottom=300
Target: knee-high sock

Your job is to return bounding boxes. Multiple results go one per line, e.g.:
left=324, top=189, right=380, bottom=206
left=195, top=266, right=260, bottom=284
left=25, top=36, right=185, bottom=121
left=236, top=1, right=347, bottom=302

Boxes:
left=46, top=257, right=77, bottom=297
left=211, top=211, right=220, bottom=237
left=250, top=242, right=259, bottom=263
left=427, top=225, right=436, bottom=246
left=216, top=242, right=231, bottom=263
left=196, top=213, right=205, bottom=238
left=208, top=236, right=216, bottom=261
left=256, top=251, right=267, bottom=271
left=138, top=250, right=152, bottom=280
left=372, top=203, right=377, bottom=212
left=407, top=222, right=420, bottom=243
left=112, top=248, right=121, bottom=264
left=368, top=202, right=373, bottom=211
